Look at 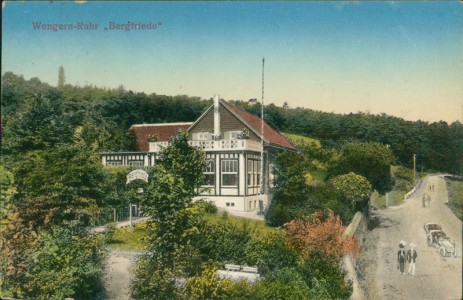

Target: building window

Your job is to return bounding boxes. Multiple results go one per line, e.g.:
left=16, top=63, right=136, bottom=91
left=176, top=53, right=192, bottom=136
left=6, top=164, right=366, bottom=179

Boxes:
left=107, top=161, right=122, bottom=166
left=203, top=159, right=215, bottom=186
left=128, top=160, right=144, bottom=166
left=192, top=132, right=211, bottom=140
left=256, top=161, right=259, bottom=186
left=224, top=131, right=241, bottom=140
left=221, top=159, right=238, bottom=187
left=226, top=202, right=235, bottom=207
left=269, top=163, right=275, bottom=189
left=247, top=161, right=253, bottom=186
left=247, top=159, right=261, bottom=187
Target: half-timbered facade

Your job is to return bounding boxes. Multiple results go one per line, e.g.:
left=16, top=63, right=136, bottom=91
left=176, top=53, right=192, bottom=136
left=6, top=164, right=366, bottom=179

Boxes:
left=101, top=95, right=296, bottom=212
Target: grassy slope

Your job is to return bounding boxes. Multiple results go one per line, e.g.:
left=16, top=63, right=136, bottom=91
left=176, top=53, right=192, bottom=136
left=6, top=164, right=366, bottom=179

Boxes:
left=284, top=133, right=416, bottom=208
left=284, top=132, right=321, bottom=147
left=108, top=223, right=149, bottom=251
left=446, top=177, right=463, bottom=221
left=203, top=212, right=276, bottom=235
left=283, top=133, right=327, bottom=185
left=108, top=213, right=275, bottom=251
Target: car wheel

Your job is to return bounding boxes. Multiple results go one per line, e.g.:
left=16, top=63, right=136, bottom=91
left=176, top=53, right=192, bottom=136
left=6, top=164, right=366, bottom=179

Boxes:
left=439, top=247, right=446, bottom=257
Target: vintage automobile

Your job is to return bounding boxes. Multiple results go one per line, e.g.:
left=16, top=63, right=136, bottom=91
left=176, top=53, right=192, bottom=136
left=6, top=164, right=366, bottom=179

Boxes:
left=426, top=230, right=457, bottom=257
left=423, top=222, right=442, bottom=234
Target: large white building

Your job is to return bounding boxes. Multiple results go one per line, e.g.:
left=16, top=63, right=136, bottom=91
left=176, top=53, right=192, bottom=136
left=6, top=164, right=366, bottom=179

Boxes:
left=101, top=95, right=296, bottom=212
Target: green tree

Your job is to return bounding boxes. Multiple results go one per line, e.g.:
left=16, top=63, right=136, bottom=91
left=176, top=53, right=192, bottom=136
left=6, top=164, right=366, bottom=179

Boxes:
left=2, top=96, right=74, bottom=155
left=195, top=214, right=265, bottom=267
left=80, top=112, right=137, bottom=152
left=58, top=65, right=65, bottom=89
left=251, top=268, right=313, bottom=299
left=20, top=226, right=106, bottom=300
left=328, top=142, right=395, bottom=194
left=0, top=167, right=30, bottom=296
left=328, top=172, right=372, bottom=210
left=142, top=131, right=205, bottom=261
left=265, top=151, right=312, bottom=226
left=133, top=131, right=205, bottom=298
left=11, top=143, right=107, bottom=230
left=272, top=151, right=310, bottom=205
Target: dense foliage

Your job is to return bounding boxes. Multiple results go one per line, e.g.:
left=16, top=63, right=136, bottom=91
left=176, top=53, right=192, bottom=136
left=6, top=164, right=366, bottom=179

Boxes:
left=0, top=166, right=108, bottom=298
left=20, top=226, right=106, bottom=300
left=11, top=143, right=107, bottom=230
left=131, top=137, right=354, bottom=299
left=2, top=72, right=461, bottom=175
left=446, top=176, right=463, bottom=221
left=327, top=142, right=395, bottom=194
left=134, top=208, right=355, bottom=299
left=184, top=210, right=355, bottom=299
left=266, top=150, right=364, bottom=227
left=328, top=172, right=372, bottom=210
left=284, top=211, right=360, bottom=262
left=233, top=100, right=463, bottom=176
left=2, top=71, right=460, bottom=298
left=133, top=132, right=206, bottom=299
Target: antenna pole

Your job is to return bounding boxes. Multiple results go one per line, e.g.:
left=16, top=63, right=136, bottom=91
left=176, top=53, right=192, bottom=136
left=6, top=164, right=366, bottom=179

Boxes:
left=259, top=58, right=265, bottom=213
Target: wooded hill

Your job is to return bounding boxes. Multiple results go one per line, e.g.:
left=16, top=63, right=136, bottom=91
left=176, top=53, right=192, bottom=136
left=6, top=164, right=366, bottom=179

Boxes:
left=2, top=71, right=462, bottom=175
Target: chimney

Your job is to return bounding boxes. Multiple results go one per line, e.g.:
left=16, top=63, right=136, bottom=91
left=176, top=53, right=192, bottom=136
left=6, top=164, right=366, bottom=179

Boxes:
left=214, top=94, right=220, bottom=138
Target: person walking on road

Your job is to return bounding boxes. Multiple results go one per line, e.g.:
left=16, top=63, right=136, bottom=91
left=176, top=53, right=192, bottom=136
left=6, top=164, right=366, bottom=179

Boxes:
left=398, top=240, right=407, bottom=275
left=407, top=242, right=418, bottom=276
left=426, top=194, right=431, bottom=207
left=422, top=193, right=427, bottom=207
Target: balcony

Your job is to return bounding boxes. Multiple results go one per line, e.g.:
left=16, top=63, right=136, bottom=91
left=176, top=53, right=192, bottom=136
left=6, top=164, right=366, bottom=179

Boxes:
left=149, top=139, right=262, bottom=152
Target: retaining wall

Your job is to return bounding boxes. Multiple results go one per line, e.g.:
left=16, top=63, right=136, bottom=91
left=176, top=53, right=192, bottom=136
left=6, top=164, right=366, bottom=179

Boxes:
left=343, top=211, right=366, bottom=300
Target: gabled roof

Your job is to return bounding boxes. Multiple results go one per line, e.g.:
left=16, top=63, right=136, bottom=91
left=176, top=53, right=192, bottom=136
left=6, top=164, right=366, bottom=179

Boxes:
left=129, top=100, right=296, bottom=152
left=223, top=102, right=297, bottom=151
left=130, top=123, right=192, bottom=151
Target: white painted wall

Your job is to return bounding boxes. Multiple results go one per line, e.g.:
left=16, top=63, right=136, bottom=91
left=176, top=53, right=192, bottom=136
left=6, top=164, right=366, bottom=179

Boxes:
left=195, top=194, right=268, bottom=212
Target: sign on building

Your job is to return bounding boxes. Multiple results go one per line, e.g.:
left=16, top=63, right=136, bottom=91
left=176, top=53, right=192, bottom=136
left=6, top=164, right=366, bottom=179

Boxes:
left=126, top=169, right=149, bottom=184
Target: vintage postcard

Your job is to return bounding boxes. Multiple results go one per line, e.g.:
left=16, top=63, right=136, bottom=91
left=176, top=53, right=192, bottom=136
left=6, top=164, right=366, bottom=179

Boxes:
left=2, top=2, right=462, bottom=299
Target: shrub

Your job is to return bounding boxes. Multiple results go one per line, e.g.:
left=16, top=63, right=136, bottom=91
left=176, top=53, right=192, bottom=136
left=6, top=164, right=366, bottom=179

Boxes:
left=104, top=221, right=117, bottom=243
left=195, top=200, right=218, bottom=214
left=252, top=278, right=312, bottom=300
left=265, top=202, right=298, bottom=227
left=284, top=211, right=360, bottom=262
left=132, top=257, right=178, bottom=300
left=20, top=226, right=107, bottom=299
left=196, top=217, right=256, bottom=265
left=183, top=265, right=253, bottom=300
left=300, top=254, right=352, bottom=299
left=392, top=165, right=414, bottom=191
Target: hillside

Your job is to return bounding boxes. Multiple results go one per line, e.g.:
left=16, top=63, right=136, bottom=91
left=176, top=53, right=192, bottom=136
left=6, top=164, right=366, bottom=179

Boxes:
left=284, top=132, right=321, bottom=147
left=2, top=71, right=462, bottom=175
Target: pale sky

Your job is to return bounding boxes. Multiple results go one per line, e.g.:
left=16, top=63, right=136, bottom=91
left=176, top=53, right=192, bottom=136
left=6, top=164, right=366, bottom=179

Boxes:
left=2, top=1, right=462, bottom=123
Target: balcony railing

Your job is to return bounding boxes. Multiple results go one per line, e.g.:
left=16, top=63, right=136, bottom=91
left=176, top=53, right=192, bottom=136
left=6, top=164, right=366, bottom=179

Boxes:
left=149, top=139, right=262, bottom=152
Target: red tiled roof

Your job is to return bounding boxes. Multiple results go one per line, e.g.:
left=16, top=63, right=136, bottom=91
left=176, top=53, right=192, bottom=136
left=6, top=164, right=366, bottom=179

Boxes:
left=130, top=123, right=192, bottom=151
left=224, top=102, right=297, bottom=151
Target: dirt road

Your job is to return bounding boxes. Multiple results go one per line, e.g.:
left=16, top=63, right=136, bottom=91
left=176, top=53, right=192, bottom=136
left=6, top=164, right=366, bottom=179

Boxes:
left=103, top=250, right=144, bottom=300
left=373, top=175, right=462, bottom=300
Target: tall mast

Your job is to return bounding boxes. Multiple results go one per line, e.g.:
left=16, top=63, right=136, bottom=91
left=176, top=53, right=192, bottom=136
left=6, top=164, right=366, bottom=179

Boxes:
left=259, top=58, right=265, bottom=211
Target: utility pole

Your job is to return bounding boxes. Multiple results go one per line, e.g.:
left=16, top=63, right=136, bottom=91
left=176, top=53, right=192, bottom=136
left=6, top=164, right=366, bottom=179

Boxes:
left=413, top=154, right=416, bottom=184
left=259, top=57, right=265, bottom=214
